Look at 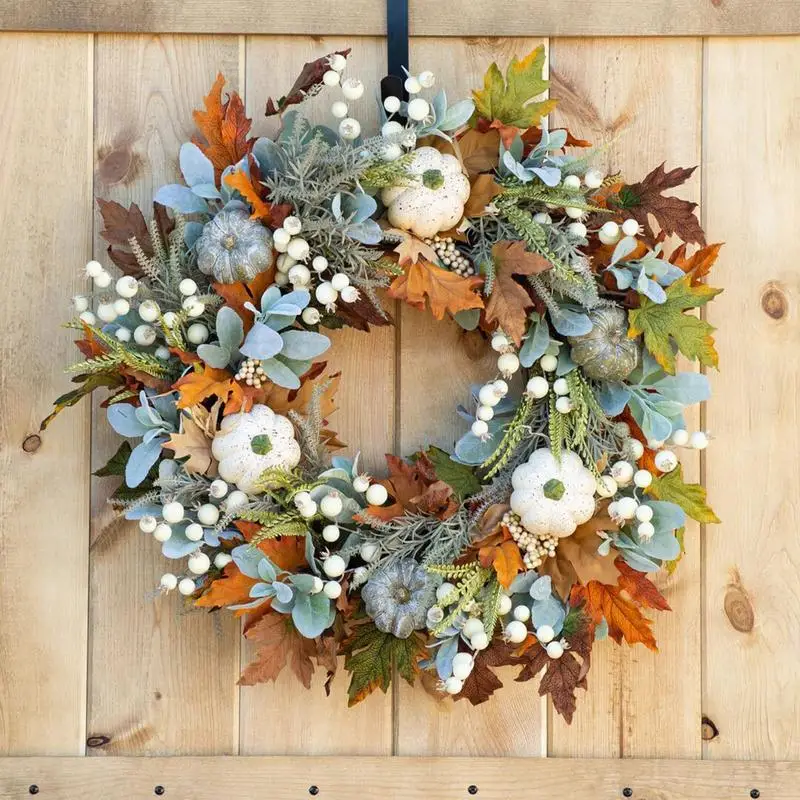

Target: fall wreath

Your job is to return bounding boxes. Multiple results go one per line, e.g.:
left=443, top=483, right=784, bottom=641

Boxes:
left=48, top=47, right=721, bottom=721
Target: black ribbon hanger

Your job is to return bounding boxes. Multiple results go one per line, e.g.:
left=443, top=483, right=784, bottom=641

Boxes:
left=380, top=0, right=410, bottom=113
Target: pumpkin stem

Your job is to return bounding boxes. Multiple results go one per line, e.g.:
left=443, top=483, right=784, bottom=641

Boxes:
left=250, top=434, right=273, bottom=456
left=543, top=478, right=565, bottom=501
left=421, top=168, right=445, bottom=190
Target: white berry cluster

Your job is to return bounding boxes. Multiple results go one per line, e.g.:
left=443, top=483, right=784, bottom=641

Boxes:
left=503, top=510, right=557, bottom=570
left=146, top=478, right=247, bottom=597
left=470, top=377, right=509, bottom=439
left=273, top=215, right=360, bottom=315
left=320, top=52, right=366, bottom=142
left=649, top=427, right=711, bottom=455
left=379, top=70, right=436, bottom=161
left=234, top=357, right=266, bottom=388
left=75, top=262, right=209, bottom=357
left=503, top=615, right=568, bottom=660
left=424, top=235, right=475, bottom=276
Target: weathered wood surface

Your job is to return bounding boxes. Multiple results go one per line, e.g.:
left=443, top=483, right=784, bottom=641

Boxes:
left=0, top=25, right=798, bottom=769
left=3, top=0, right=800, bottom=36
left=2, top=756, right=800, bottom=799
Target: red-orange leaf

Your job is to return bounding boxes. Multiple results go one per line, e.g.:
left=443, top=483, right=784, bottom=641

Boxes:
left=192, top=73, right=252, bottom=178
left=615, top=558, right=671, bottom=612
left=195, top=563, right=257, bottom=613
left=224, top=168, right=272, bottom=220
left=669, top=242, right=723, bottom=285
left=234, top=520, right=307, bottom=572
left=213, top=269, right=275, bottom=332
left=585, top=580, right=658, bottom=651
left=388, top=259, right=483, bottom=321
left=173, top=366, right=239, bottom=409
left=479, top=536, right=525, bottom=590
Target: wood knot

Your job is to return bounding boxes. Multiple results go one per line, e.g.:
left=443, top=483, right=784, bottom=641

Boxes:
left=701, top=715, right=719, bottom=741
left=761, top=284, right=787, bottom=320
left=86, top=734, right=111, bottom=748
left=724, top=570, right=755, bottom=633
left=96, top=142, right=142, bottom=187
left=22, top=434, right=41, bottom=453
left=460, top=328, right=487, bottom=361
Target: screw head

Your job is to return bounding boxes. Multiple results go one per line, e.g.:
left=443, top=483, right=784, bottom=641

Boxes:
left=28, top=787, right=39, bottom=796
left=468, top=786, right=479, bottom=795
left=154, top=786, right=165, bottom=796
left=750, top=791, right=760, bottom=799
left=622, top=789, right=633, bottom=798
left=309, top=787, right=320, bottom=796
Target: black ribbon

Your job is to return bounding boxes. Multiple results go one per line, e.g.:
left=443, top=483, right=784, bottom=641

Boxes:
left=380, top=0, right=409, bottom=108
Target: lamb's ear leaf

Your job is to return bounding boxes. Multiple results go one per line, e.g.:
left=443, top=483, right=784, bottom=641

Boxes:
left=260, top=357, right=301, bottom=389
left=240, top=321, right=283, bottom=360
left=197, top=343, right=231, bottom=369
left=279, top=329, right=331, bottom=360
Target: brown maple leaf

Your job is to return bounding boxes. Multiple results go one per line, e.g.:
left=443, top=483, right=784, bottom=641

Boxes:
left=96, top=199, right=152, bottom=277
left=449, top=127, right=501, bottom=177
left=538, top=650, right=585, bottom=724
left=617, top=163, right=705, bottom=246
left=388, top=258, right=484, bottom=321
left=239, top=612, right=316, bottom=688
left=454, top=642, right=520, bottom=705
left=265, top=49, right=351, bottom=117
left=486, top=240, right=552, bottom=346
left=192, top=73, right=252, bottom=178
left=615, top=558, right=671, bottom=611
left=463, top=174, right=503, bottom=218
left=386, top=228, right=440, bottom=266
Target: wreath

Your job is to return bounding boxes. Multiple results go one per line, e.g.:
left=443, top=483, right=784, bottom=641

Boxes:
left=47, top=47, right=721, bottom=722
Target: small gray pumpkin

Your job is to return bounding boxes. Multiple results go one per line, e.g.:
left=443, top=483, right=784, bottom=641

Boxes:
left=568, top=306, right=639, bottom=382
left=196, top=208, right=273, bottom=284
left=361, top=559, right=437, bottom=639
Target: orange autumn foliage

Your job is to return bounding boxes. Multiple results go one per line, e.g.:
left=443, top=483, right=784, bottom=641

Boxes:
left=224, top=168, right=273, bottom=220
left=585, top=580, right=658, bottom=651
left=194, top=563, right=258, bottom=614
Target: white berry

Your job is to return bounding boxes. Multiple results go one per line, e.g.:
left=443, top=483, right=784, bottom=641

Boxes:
left=85, top=260, right=104, bottom=278
left=214, top=553, right=233, bottom=569
left=404, top=76, right=421, bottom=94
left=536, top=624, right=555, bottom=643
left=97, top=303, right=118, bottom=323
left=407, top=97, right=430, bottom=121
left=493, top=379, right=509, bottom=397
left=628, top=439, right=645, bottom=459
left=273, top=228, right=291, bottom=250
left=330, top=273, right=350, bottom=292
left=153, top=523, right=172, bottom=542
left=160, top=573, right=178, bottom=591
left=564, top=206, right=584, bottom=219
left=208, top=479, right=228, bottom=499
left=179, top=278, right=198, bottom=296
left=505, top=620, right=528, bottom=643
left=178, top=578, right=196, bottom=596
left=444, top=676, right=464, bottom=695
left=311, top=255, right=328, bottom=273
left=188, top=552, right=211, bottom=575
left=185, top=523, right=204, bottom=542
left=302, top=307, right=321, bottom=325
left=322, top=69, right=340, bottom=86
left=540, top=354, right=558, bottom=372
left=476, top=405, right=494, bottom=422
left=323, top=555, right=346, bottom=578
left=555, top=396, right=573, bottom=414
left=622, top=219, right=640, bottom=237
left=616, top=496, right=639, bottom=520
left=187, top=323, right=209, bottom=344
left=139, top=515, right=158, bottom=533
left=526, top=376, right=549, bottom=399
left=197, top=503, right=220, bottom=525
left=470, top=631, right=489, bottom=651
left=533, top=212, right=552, bottom=224
left=359, top=542, right=380, bottom=562
left=93, top=271, right=112, bottom=289
left=471, top=419, right=489, bottom=437
left=633, top=469, right=653, bottom=489
left=491, top=332, right=509, bottom=352
left=162, top=501, right=184, bottom=524
left=225, top=490, right=248, bottom=512
left=451, top=652, right=474, bottom=680
left=654, top=449, right=679, bottom=472
left=497, top=594, right=513, bottom=615
left=689, top=431, right=709, bottom=450
left=635, top=504, right=654, bottom=523
left=497, top=352, right=520, bottom=376
left=513, top=605, right=531, bottom=623
left=331, top=100, right=348, bottom=119
left=637, top=521, right=655, bottom=540
left=341, top=78, right=364, bottom=100
left=115, top=327, right=131, bottom=343
left=352, top=475, right=370, bottom=493
left=599, top=220, right=621, bottom=245
left=365, top=483, right=389, bottom=506
left=329, top=53, right=347, bottom=72
left=320, top=493, right=343, bottom=519
left=322, top=524, right=340, bottom=543
left=418, top=70, right=435, bottom=88
left=338, top=118, right=361, bottom=140
left=315, top=282, right=338, bottom=306
left=552, top=377, right=569, bottom=396
left=383, top=95, right=401, bottom=114
left=596, top=475, right=618, bottom=498
left=323, top=581, right=342, bottom=600
left=670, top=428, right=690, bottom=447
left=546, top=640, right=564, bottom=659
left=584, top=168, right=604, bottom=189
left=133, top=325, right=156, bottom=346
left=462, top=618, right=485, bottom=639
left=138, top=300, right=160, bottom=322
left=288, top=264, right=312, bottom=287
left=563, top=174, right=581, bottom=190
left=436, top=582, right=455, bottom=602
left=567, top=221, right=588, bottom=238
left=611, top=460, right=634, bottom=486
left=298, top=500, right=318, bottom=519
left=79, top=311, right=96, bottom=326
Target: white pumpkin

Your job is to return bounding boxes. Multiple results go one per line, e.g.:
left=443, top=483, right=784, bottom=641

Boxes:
left=381, top=146, right=470, bottom=239
left=510, top=449, right=596, bottom=538
left=211, top=404, right=301, bottom=492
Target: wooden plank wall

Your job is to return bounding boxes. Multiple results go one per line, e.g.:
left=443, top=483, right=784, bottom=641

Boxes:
left=1, top=20, right=799, bottom=771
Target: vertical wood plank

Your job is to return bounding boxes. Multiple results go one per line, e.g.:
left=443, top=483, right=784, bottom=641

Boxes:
left=395, top=37, right=547, bottom=758
left=89, top=34, right=241, bottom=755
left=703, top=37, right=800, bottom=760
left=0, top=31, right=92, bottom=756
left=547, top=37, right=703, bottom=758
left=239, top=35, right=393, bottom=756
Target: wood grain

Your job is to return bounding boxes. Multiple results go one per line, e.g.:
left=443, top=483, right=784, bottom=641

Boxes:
left=2, top=756, right=800, bottom=799
left=3, top=1, right=800, bottom=36
left=0, top=31, right=92, bottom=755
left=703, top=37, right=800, bottom=760
left=395, top=37, right=546, bottom=758
left=240, top=35, right=393, bottom=756
left=88, top=34, right=242, bottom=756
left=547, top=37, right=704, bottom=757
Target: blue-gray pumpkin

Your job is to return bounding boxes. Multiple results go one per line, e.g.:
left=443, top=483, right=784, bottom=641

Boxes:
left=568, top=306, right=639, bottom=382
left=196, top=208, right=273, bottom=284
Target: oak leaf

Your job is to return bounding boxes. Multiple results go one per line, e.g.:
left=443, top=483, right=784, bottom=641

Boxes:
left=615, top=558, right=671, bottom=612
left=627, top=273, right=723, bottom=373
left=195, top=562, right=257, bottom=611
left=616, top=163, right=705, bottom=245
left=239, top=612, right=316, bottom=688
left=585, top=581, right=658, bottom=651
left=173, top=366, right=241, bottom=409
left=163, top=407, right=217, bottom=476
left=192, top=73, right=252, bottom=177
left=486, top=240, right=552, bottom=346
left=388, top=259, right=484, bottom=321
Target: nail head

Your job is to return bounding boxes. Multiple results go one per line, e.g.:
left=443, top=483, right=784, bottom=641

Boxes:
left=154, top=786, right=165, bottom=796
left=750, top=791, right=760, bottom=799
left=28, top=787, right=39, bottom=796
left=468, top=786, right=478, bottom=795
left=309, top=787, right=319, bottom=796
left=622, top=789, right=633, bottom=798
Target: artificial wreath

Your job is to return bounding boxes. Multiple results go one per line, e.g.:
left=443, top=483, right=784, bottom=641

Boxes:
left=48, top=47, right=722, bottom=722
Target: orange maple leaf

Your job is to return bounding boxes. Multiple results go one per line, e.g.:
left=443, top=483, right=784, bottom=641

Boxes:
left=173, top=366, right=242, bottom=409
left=585, top=580, right=658, bottom=651
left=479, top=535, right=525, bottom=590
left=213, top=269, right=275, bottom=332
left=192, top=73, right=252, bottom=177
left=669, top=242, right=723, bottom=286
left=194, top=563, right=258, bottom=614
left=388, top=259, right=483, bottom=321
left=224, top=168, right=273, bottom=220
left=235, top=520, right=307, bottom=572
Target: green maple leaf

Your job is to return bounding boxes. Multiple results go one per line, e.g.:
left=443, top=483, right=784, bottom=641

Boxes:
left=342, top=619, right=426, bottom=706
left=628, top=274, right=722, bottom=373
left=647, top=465, right=720, bottom=524
left=472, top=45, right=558, bottom=129
left=665, top=527, right=685, bottom=576
left=416, top=446, right=482, bottom=500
